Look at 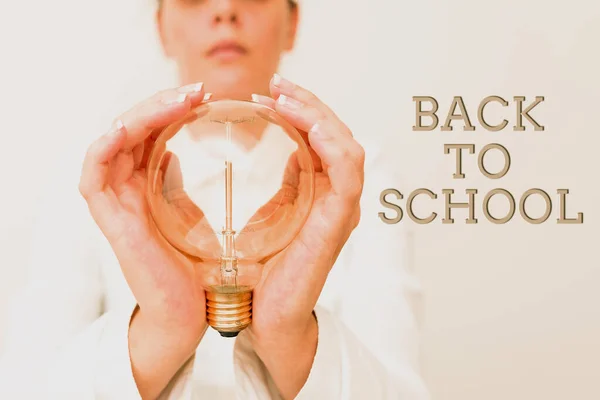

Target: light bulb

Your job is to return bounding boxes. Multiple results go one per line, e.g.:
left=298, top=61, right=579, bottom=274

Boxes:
left=146, top=100, right=315, bottom=337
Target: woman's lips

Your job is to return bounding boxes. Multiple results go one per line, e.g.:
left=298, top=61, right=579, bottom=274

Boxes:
left=207, top=41, right=247, bottom=62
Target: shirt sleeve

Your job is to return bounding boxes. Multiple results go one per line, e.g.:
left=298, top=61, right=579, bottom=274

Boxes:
left=1, top=180, right=105, bottom=358
left=316, top=144, right=430, bottom=399
left=0, top=144, right=197, bottom=399
left=0, top=154, right=104, bottom=398
left=0, top=303, right=141, bottom=400
left=95, top=304, right=195, bottom=400
left=0, top=153, right=192, bottom=400
left=232, top=327, right=283, bottom=400
left=231, top=141, right=430, bottom=399
left=232, top=301, right=428, bottom=400
left=1, top=266, right=196, bottom=400
left=296, top=306, right=429, bottom=400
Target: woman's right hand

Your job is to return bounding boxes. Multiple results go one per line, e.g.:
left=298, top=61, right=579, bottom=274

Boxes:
left=78, top=84, right=210, bottom=398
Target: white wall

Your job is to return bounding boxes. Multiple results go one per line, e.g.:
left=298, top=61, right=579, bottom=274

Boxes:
left=1, top=1, right=598, bottom=399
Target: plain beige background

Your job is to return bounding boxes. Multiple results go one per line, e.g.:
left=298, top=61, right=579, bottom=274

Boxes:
left=1, top=0, right=598, bottom=399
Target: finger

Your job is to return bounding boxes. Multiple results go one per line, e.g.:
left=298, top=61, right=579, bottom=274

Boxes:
left=139, top=133, right=158, bottom=171
left=250, top=93, right=276, bottom=109
left=240, top=152, right=301, bottom=234
left=268, top=74, right=353, bottom=139
left=138, top=93, right=213, bottom=171
left=79, top=122, right=127, bottom=199
left=161, top=154, right=204, bottom=222
left=80, top=82, right=205, bottom=199
left=159, top=152, right=221, bottom=252
left=270, top=74, right=362, bottom=170
left=269, top=74, right=352, bottom=135
left=309, top=122, right=365, bottom=200
left=132, top=142, right=145, bottom=169
left=117, top=83, right=207, bottom=150
left=270, top=74, right=340, bottom=125
left=253, top=95, right=323, bottom=172
left=160, top=152, right=190, bottom=205
left=107, top=150, right=135, bottom=191
left=297, top=130, right=323, bottom=173
left=268, top=92, right=364, bottom=194
left=274, top=94, right=327, bottom=134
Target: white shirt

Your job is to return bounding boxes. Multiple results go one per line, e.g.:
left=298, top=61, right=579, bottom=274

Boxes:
left=0, top=123, right=429, bottom=399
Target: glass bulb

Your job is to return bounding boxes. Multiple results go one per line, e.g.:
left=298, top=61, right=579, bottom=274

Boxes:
left=146, top=100, right=315, bottom=337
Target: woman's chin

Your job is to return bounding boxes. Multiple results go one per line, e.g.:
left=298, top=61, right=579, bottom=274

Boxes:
left=202, top=69, right=262, bottom=101
left=208, top=84, right=255, bottom=101
left=211, top=90, right=251, bottom=101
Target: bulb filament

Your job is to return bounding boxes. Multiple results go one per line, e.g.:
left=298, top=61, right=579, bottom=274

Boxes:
left=221, top=121, right=238, bottom=288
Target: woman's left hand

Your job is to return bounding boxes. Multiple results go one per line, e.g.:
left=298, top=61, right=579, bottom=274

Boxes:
left=247, top=75, right=365, bottom=399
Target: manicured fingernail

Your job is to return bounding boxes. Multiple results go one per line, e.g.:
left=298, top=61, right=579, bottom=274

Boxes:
left=163, top=93, right=188, bottom=105
left=273, top=73, right=295, bottom=89
left=309, top=122, right=326, bottom=138
left=251, top=94, right=273, bottom=104
left=203, top=93, right=213, bottom=102
left=108, top=119, right=124, bottom=138
left=177, top=82, right=204, bottom=94
left=277, top=94, right=303, bottom=110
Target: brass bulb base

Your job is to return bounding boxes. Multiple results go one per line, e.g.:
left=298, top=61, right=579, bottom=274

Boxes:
left=206, top=286, right=252, bottom=337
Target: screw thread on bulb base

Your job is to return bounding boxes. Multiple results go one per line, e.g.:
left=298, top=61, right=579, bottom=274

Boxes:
left=206, top=286, right=252, bottom=337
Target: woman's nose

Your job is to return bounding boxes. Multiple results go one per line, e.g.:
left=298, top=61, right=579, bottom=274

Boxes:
left=212, top=0, right=239, bottom=25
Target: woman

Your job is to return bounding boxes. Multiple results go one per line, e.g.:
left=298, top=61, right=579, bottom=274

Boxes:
left=0, top=0, right=429, bottom=398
